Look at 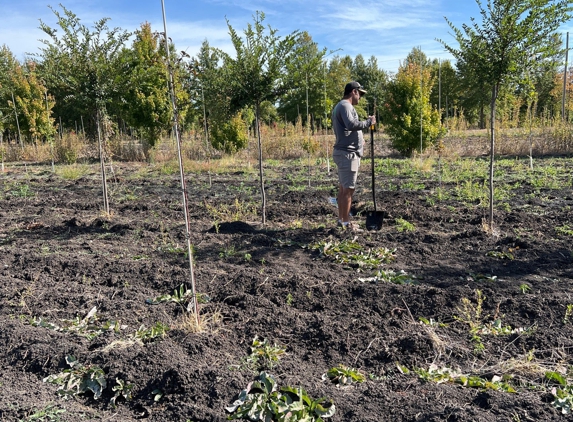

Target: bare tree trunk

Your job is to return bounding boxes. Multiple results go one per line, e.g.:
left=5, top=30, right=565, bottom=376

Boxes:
left=488, top=85, right=498, bottom=232
left=96, top=110, right=110, bottom=215
left=256, top=103, right=266, bottom=226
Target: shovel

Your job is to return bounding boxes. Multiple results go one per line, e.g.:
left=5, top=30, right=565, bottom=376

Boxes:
left=365, top=123, right=384, bottom=230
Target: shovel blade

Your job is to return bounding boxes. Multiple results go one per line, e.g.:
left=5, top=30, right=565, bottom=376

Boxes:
left=366, top=211, right=384, bottom=231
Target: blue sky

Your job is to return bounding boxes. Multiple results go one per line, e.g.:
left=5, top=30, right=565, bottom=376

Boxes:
left=2, top=0, right=572, bottom=74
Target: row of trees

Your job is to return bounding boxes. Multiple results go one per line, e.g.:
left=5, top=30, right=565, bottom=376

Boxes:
left=0, top=4, right=572, bottom=158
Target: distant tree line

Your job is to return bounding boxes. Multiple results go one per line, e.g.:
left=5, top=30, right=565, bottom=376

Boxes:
left=0, top=3, right=571, bottom=157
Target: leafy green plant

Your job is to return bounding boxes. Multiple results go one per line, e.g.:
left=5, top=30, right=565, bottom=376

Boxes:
left=29, top=306, right=123, bottom=340
left=226, top=372, right=335, bottom=422
left=132, top=322, right=170, bottom=343
left=43, top=355, right=106, bottom=399
left=519, top=283, right=531, bottom=294
left=455, top=290, right=530, bottom=353
left=310, top=238, right=396, bottom=269
left=323, top=365, right=365, bottom=386
left=410, top=364, right=516, bottom=393
left=419, top=317, right=447, bottom=328
left=145, top=284, right=207, bottom=312
left=56, top=164, right=90, bottom=180
left=11, top=183, right=34, bottom=198
left=220, top=244, right=237, bottom=259
left=564, top=304, right=573, bottom=324
left=247, top=337, right=286, bottom=370
left=556, top=225, right=573, bottom=236
left=546, top=371, right=573, bottom=414
left=20, top=404, right=66, bottom=421
left=358, top=269, right=417, bottom=285
left=395, top=218, right=415, bottom=232
left=110, top=378, right=134, bottom=407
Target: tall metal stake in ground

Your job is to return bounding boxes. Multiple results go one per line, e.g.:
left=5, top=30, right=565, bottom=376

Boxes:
left=161, top=0, right=199, bottom=324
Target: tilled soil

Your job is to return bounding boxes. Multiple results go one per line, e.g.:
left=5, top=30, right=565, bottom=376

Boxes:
left=1, top=158, right=573, bottom=422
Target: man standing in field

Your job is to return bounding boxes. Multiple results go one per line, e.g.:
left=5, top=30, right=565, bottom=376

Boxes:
left=332, top=81, right=376, bottom=230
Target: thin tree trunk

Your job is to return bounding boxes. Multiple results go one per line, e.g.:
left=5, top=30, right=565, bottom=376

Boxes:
left=0, top=132, right=4, bottom=172
left=488, top=85, right=497, bottom=232
left=256, top=103, right=266, bottom=226
left=96, top=110, right=110, bottom=215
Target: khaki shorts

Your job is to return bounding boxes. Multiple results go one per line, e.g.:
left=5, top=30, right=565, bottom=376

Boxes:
left=333, top=150, right=360, bottom=189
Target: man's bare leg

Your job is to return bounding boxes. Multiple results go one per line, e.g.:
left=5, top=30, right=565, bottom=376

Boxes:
left=337, top=184, right=354, bottom=223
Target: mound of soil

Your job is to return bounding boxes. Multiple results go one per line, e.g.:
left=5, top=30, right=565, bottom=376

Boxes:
left=1, top=160, right=573, bottom=421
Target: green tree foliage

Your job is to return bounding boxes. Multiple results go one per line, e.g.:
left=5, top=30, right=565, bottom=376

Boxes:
left=187, top=40, right=233, bottom=150
left=278, top=32, right=326, bottom=129
left=429, top=59, right=460, bottom=122
left=381, top=59, right=444, bottom=156
left=218, top=11, right=299, bottom=224
left=117, top=22, right=172, bottom=148
left=36, top=5, right=131, bottom=140
left=323, top=56, right=352, bottom=126
left=0, top=45, right=20, bottom=137
left=358, top=56, right=388, bottom=118
left=10, top=61, right=56, bottom=142
left=439, top=0, right=573, bottom=230
left=211, top=112, right=249, bottom=154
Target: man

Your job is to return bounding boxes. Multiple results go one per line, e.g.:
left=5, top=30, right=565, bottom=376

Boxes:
left=332, top=81, right=376, bottom=230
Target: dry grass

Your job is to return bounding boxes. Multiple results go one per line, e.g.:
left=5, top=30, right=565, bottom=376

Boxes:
left=176, top=309, right=225, bottom=334
left=3, top=120, right=573, bottom=166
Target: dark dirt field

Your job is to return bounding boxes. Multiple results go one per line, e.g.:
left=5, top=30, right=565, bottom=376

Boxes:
left=2, top=154, right=573, bottom=422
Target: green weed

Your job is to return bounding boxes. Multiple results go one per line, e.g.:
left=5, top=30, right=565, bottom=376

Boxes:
left=395, top=218, right=415, bottom=232
left=11, top=184, right=34, bottom=198
left=556, top=225, right=573, bottom=236
left=226, top=372, right=335, bottom=421
left=43, top=355, right=106, bottom=400
left=110, top=378, right=134, bottom=407
left=56, top=164, right=90, bottom=180
left=132, top=322, right=170, bottom=343
left=20, top=404, right=66, bottom=421
left=323, top=365, right=366, bottom=386
left=309, top=238, right=396, bottom=269
left=358, top=269, right=417, bottom=285
left=564, top=304, right=573, bottom=324
left=246, top=337, right=286, bottom=370
left=547, top=371, right=573, bottom=414
left=29, top=306, right=122, bottom=340
left=410, top=364, right=516, bottom=393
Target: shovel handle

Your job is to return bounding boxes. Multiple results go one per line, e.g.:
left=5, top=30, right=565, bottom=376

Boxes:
left=370, top=125, right=377, bottom=212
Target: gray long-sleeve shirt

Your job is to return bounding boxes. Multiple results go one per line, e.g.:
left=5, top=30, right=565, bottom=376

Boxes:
left=332, top=99, right=372, bottom=157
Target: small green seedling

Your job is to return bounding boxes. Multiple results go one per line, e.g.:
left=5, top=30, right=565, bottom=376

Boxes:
left=519, top=283, right=531, bottom=294
left=43, top=355, right=106, bottom=400
left=247, top=337, right=286, bottom=370
left=564, top=305, right=573, bottom=324
left=146, top=284, right=208, bottom=312
left=486, top=250, right=515, bottom=260
left=133, top=322, right=170, bottom=343
left=323, top=365, right=365, bottom=386
left=395, top=218, right=415, bottom=232
left=411, top=364, right=516, bottom=393
left=110, top=378, right=134, bottom=407
left=359, top=269, right=416, bottom=285
left=21, top=404, right=66, bottom=421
